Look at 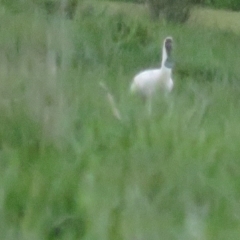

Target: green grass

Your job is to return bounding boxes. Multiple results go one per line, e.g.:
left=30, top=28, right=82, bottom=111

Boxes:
left=189, top=7, right=240, bottom=34
left=1, top=1, right=240, bottom=239
left=97, top=1, right=240, bottom=34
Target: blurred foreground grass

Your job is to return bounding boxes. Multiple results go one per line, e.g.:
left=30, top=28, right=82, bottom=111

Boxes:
left=0, top=1, right=240, bottom=239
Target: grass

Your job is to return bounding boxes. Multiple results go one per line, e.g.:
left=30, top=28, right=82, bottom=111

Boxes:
left=96, top=1, right=240, bottom=34
left=1, top=1, right=240, bottom=239
left=189, top=7, right=240, bottom=34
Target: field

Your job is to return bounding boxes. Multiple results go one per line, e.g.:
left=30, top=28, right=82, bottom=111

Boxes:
left=1, top=1, right=240, bottom=239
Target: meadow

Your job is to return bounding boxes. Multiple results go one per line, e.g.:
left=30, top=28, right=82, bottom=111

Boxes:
left=1, top=1, right=240, bottom=239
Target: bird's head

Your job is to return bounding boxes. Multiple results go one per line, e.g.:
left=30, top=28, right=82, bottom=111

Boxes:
left=163, top=36, right=174, bottom=69
left=164, top=36, right=173, bottom=56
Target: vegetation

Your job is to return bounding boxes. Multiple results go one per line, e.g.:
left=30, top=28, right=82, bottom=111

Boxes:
left=108, top=0, right=240, bottom=22
left=206, top=0, right=240, bottom=11
left=1, top=0, right=240, bottom=239
left=113, top=0, right=240, bottom=11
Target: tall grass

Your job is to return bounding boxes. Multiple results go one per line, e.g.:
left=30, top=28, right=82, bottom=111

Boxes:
left=1, top=1, right=240, bottom=239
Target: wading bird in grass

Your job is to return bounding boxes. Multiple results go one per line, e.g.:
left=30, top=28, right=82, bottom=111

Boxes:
left=130, top=36, right=174, bottom=114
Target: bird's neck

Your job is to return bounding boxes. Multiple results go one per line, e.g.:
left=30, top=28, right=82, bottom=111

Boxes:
left=161, top=47, right=168, bottom=66
left=161, top=48, right=173, bottom=69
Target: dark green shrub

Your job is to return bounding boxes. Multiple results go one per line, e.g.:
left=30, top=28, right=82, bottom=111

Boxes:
left=187, top=0, right=240, bottom=10
left=209, top=0, right=240, bottom=11
left=37, top=0, right=78, bottom=18
left=147, top=0, right=192, bottom=22
left=109, top=0, right=144, bottom=2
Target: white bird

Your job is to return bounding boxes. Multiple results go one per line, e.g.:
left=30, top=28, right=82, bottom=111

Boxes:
left=130, top=36, right=174, bottom=114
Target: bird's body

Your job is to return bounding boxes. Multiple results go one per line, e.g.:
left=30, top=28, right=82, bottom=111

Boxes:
left=130, top=68, right=173, bottom=98
left=130, top=37, right=174, bottom=113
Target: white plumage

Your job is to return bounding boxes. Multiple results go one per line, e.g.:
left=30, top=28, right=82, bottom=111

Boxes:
left=130, top=36, right=174, bottom=113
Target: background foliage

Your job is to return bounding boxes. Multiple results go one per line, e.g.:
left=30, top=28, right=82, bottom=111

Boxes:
left=0, top=0, right=240, bottom=239
left=1, top=0, right=240, bottom=23
left=115, top=0, right=240, bottom=23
